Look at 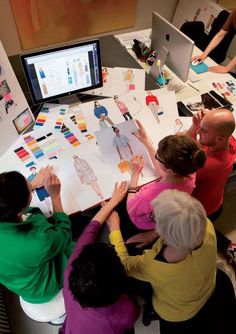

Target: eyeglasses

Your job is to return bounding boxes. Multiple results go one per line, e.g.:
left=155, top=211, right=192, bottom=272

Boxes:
left=155, top=153, right=165, bottom=165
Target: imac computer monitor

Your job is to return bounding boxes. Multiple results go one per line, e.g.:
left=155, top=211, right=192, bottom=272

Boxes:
left=151, top=12, right=194, bottom=83
left=21, top=39, right=102, bottom=104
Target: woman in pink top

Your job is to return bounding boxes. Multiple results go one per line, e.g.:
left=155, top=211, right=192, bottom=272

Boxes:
left=127, top=120, right=206, bottom=230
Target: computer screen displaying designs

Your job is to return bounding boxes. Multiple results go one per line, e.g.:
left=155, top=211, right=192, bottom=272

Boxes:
left=21, top=40, right=102, bottom=104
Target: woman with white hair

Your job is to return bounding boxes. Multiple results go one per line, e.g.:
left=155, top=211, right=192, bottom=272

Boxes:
left=107, top=189, right=219, bottom=333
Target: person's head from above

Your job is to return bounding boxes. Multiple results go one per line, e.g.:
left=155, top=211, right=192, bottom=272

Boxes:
left=69, top=242, right=126, bottom=308
left=113, top=95, right=118, bottom=101
left=102, top=67, right=108, bottom=73
left=94, top=101, right=100, bottom=107
left=152, top=189, right=207, bottom=250
left=147, top=90, right=153, bottom=96
left=73, top=154, right=79, bottom=160
left=0, top=171, right=32, bottom=222
left=112, top=126, right=120, bottom=136
left=198, top=109, right=235, bottom=148
left=156, top=135, right=206, bottom=177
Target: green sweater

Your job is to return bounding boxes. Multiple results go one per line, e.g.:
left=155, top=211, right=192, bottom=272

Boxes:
left=0, top=208, right=74, bottom=303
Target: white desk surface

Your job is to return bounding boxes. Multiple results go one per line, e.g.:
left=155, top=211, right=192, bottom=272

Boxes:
left=116, top=28, right=236, bottom=102
left=1, top=29, right=235, bottom=216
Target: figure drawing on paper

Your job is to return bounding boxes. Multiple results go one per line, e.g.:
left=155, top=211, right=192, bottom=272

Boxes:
left=0, top=79, right=15, bottom=114
left=102, top=67, right=109, bottom=83
left=112, top=127, right=134, bottom=173
left=28, top=166, right=52, bottom=214
left=124, top=69, right=135, bottom=91
left=93, top=101, right=114, bottom=130
left=145, top=91, right=163, bottom=123
left=73, top=154, right=103, bottom=199
left=174, top=118, right=186, bottom=134
left=114, top=95, right=132, bottom=121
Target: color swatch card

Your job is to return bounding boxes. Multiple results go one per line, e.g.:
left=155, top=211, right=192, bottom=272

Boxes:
left=67, top=104, right=94, bottom=141
left=34, top=104, right=69, bottom=131
left=210, top=77, right=236, bottom=107
left=34, top=106, right=50, bottom=128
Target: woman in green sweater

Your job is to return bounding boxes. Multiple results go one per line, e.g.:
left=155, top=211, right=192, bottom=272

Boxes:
left=0, top=168, right=74, bottom=303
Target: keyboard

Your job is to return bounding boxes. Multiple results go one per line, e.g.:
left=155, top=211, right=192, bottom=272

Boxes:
left=188, top=69, right=201, bottom=83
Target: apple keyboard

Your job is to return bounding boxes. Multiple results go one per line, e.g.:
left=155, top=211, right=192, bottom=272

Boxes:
left=188, top=70, right=201, bottom=83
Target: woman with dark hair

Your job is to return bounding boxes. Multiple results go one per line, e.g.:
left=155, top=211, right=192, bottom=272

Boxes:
left=62, top=182, right=139, bottom=334
left=0, top=168, right=74, bottom=304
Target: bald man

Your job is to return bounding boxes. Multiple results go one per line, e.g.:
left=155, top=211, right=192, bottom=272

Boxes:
left=187, top=108, right=236, bottom=265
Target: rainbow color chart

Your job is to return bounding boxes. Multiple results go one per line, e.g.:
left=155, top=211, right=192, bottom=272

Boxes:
left=61, top=124, right=81, bottom=147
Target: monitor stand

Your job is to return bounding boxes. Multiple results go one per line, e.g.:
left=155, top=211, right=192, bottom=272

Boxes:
left=149, top=46, right=168, bottom=85
left=58, top=94, right=81, bottom=105
left=149, top=46, right=187, bottom=92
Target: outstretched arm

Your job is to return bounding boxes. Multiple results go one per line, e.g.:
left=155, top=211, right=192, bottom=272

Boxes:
left=92, top=181, right=128, bottom=224
left=192, top=29, right=228, bottom=63
left=132, top=119, right=165, bottom=177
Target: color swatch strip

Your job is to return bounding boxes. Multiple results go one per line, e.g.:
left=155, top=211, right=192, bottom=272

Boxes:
left=24, top=135, right=45, bottom=159
left=70, top=113, right=94, bottom=140
left=54, top=108, right=67, bottom=131
left=61, top=124, right=80, bottom=147
left=14, top=146, right=35, bottom=168
left=37, top=133, right=64, bottom=158
left=34, top=107, right=49, bottom=128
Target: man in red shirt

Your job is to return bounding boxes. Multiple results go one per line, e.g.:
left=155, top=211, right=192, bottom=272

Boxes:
left=187, top=108, right=236, bottom=265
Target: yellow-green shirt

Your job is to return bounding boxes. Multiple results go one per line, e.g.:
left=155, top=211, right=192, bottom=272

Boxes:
left=109, top=219, right=216, bottom=321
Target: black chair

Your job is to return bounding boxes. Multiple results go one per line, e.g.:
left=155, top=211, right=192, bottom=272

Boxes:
left=180, top=10, right=235, bottom=64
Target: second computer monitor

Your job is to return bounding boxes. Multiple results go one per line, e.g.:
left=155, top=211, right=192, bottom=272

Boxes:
left=151, top=12, right=194, bottom=83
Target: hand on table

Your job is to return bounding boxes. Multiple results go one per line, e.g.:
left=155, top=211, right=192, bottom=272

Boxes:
left=191, top=54, right=205, bottom=64
left=110, top=181, right=128, bottom=206
left=208, top=65, right=229, bottom=74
